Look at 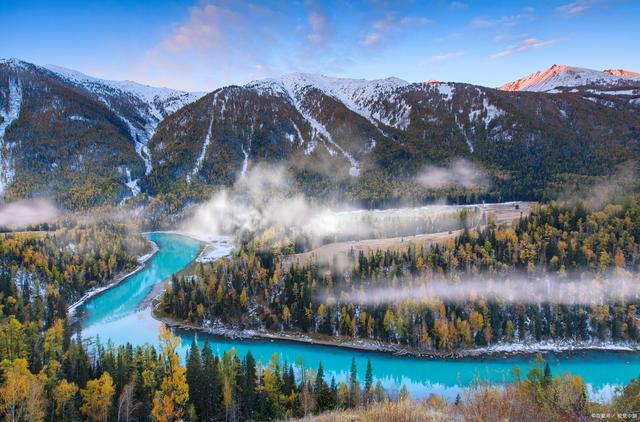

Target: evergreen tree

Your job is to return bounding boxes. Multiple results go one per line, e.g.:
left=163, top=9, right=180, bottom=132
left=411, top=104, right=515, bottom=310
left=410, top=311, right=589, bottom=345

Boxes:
left=543, top=362, right=552, bottom=387
left=349, top=357, right=358, bottom=407
left=201, top=342, right=221, bottom=421
left=185, top=340, right=203, bottom=419
left=240, top=351, right=257, bottom=419
left=314, top=361, right=333, bottom=413
left=364, top=359, right=373, bottom=392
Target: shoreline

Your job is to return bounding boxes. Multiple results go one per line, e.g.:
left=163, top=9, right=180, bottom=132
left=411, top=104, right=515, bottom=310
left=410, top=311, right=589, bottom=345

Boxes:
left=67, top=238, right=159, bottom=319
left=138, top=242, right=206, bottom=310
left=145, top=229, right=640, bottom=360
left=154, top=312, right=640, bottom=359
left=138, top=230, right=234, bottom=309
left=78, top=229, right=640, bottom=361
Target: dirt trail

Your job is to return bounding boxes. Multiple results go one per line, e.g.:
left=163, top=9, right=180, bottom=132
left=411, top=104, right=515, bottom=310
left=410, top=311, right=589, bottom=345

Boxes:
left=282, top=202, right=532, bottom=269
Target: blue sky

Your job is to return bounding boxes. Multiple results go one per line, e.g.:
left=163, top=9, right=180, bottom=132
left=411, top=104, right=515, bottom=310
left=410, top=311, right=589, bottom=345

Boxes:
left=1, top=0, right=638, bottom=91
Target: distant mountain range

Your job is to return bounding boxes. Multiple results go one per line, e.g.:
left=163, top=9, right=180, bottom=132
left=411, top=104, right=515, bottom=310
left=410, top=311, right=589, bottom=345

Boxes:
left=499, top=64, right=640, bottom=93
left=1, top=59, right=639, bottom=210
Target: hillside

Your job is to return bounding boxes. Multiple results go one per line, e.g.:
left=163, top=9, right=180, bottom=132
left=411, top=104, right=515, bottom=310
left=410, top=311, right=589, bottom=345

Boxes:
left=0, top=59, right=202, bottom=208
left=2, top=60, right=640, bottom=211
left=147, top=70, right=640, bottom=208
left=499, top=64, right=640, bottom=93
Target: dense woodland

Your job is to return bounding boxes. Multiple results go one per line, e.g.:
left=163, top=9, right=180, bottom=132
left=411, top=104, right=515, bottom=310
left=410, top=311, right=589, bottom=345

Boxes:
left=0, top=201, right=640, bottom=419
left=0, top=222, right=148, bottom=325
left=1, top=313, right=624, bottom=422
left=163, top=197, right=640, bottom=352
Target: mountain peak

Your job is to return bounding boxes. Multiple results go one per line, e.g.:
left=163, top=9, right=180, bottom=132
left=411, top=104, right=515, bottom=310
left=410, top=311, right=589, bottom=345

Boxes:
left=248, top=72, right=409, bottom=91
left=604, top=69, right=640, bottom=78
left=500, top=64, right=640, bottom=92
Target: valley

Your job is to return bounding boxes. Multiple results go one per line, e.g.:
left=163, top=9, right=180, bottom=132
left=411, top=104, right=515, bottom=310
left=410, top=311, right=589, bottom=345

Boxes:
left=74, top=229, right=640, bottom=405
left=2, top=59, right=639, bottom=216
left=2, top=57, right=640, bottom=421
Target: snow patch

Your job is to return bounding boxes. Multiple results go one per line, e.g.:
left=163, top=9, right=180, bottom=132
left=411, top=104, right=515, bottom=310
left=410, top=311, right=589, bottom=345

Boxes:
left=500, top=64, right=640, bottom=92
left=0, top=79, right=22, bottom=196
left=248, top=73, right=412, bottom=131
left=291, top=122, right=304, bottom=145
left=193, top=94, right=217, bottom=177
left=42, top=64, right=204, bottom=177
left=196, top=236, right=235, bottom=263
left=124, top=168, right=141, bottom=196
left=584, top=96, right=616, bottom=108
left=260, top=76, right=360, bottom=175
left=240, top=144, right=249, bottom=177
left=435, top=83, right=454, bottom=101
left=482, top=97, right=504, bottom=127
left=69, top=114, right=88, bottom=121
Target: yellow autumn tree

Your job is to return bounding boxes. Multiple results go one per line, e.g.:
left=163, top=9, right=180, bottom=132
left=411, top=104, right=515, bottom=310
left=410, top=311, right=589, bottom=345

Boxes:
left=152, top=324, right=189, bottom=422
left=54, top=379, right=78, bottom=420
left=44, top=319, right=65, bottom=362
left=0, top=359, right=45, bottom=422
left=80, top=372, right=115, bottom=422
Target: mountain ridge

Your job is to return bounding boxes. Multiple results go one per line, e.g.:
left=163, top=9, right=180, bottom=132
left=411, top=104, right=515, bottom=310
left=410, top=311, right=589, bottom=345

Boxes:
left=499, top=64, right=640, bottom=92
left=1, top=58, right=640, bottom=212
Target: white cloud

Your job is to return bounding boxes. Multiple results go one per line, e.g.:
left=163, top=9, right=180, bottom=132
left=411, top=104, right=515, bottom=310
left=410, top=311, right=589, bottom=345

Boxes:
left=399, top=16, right=432, bottom=25
left=555, top=0, right=601, bottom=15
left=471, top=8, right=535, bottom=29
left=360, top=14, right=431, bottom=48
left=450, top=2, right=468, bottom=10
left=416, top=159, right=488, bottom=189
left=492, top=37, right=559, bottom=58
left=0, top=199, right=59, bottom=229
left=361, top=32, right=381, bottom=46
left=426, top=51, right=465, bottom=64
left=307, top=9, right=327, bottom=42
left=470, top=16, right=494, bottom=28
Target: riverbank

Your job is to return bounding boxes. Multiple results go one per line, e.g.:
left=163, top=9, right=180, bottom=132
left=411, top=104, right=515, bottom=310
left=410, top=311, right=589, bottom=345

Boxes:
left=144, top=230, right=233, bottom=262
left=138, top=231, right=234, bottom=309
left=153, top=312, right=640, bottom=359
left=138, top=246, right=204, bottom=310
left=67, top=238, right=159, bottom=318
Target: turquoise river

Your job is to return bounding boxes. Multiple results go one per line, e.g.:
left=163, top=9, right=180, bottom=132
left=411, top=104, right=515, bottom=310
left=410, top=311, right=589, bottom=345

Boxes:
left=79, top=232, right=640, bottom=401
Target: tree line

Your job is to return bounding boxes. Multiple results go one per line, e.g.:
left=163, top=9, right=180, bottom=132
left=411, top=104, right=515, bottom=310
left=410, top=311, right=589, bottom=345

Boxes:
left=0, top=221, right=148, bottom=325
left=162, top=197, right=640, bottom=352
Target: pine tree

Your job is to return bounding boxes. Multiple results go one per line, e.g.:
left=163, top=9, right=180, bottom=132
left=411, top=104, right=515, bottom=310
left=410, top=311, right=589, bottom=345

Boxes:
left=543, top=362, right=552, bottom=387
left=201, top=342, right=220, bottom=422
left=314, top=361, right=332, bottom=413
left=240, top=351, right=257, bottom=419
left=185, top=340, right=203, bottom=419
left=349, top=357, right=357, bottom=407
left=364, top=359, right=373, bottom=392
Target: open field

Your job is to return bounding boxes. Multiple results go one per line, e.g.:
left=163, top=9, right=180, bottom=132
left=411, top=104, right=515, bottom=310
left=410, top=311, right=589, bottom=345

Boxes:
left=283, top=202, right=533, bottom=269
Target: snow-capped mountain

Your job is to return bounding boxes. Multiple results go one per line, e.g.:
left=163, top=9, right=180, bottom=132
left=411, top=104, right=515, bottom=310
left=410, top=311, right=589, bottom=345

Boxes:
left=248, top=73, right=412, bottom=130
left=246, top=73, right=414, bottom=175
left=148, top=69, right=640, bottom=206
left=2, top=59, right=640, bottom=210
left=42, top=64, right=204, bottom=179
left=500, top=64, right=640, bottom=93
left=603, top=69, right=640, bottom=78
left=0, top=58, right=202, bottom=204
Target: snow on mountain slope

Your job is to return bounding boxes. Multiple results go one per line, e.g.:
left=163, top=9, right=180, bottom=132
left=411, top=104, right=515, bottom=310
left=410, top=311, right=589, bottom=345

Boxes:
left=248, top=73, right=373, bottom=176
left=44, top=65, right=204, bottom=118
left=248, top=73, right=411, bottom=130
left=604, top=69, right=640, bottom=78
left=193, top=93, right=217, bottom=177
left=499, top=64, right=640, bottom=93
left=43, top=64, right=204, bottom=195
left=0, top=78, right=22, bottom=196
